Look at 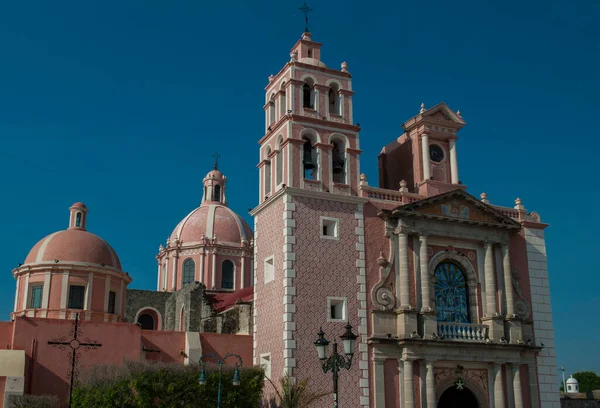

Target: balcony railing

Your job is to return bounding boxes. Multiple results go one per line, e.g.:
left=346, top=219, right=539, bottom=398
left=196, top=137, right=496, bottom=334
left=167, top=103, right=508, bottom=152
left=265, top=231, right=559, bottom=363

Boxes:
left=437, top=322, right=488, bottom=342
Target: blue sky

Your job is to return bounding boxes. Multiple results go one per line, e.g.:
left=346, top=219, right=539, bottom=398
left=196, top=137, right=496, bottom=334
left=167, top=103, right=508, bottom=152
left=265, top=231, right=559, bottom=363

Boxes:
left=0, top=0, right=598, bottom=375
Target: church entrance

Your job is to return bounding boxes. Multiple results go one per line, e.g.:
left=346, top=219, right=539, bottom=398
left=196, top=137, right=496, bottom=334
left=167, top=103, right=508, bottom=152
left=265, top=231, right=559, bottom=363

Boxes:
left=437, top=385, right=479, bottom=408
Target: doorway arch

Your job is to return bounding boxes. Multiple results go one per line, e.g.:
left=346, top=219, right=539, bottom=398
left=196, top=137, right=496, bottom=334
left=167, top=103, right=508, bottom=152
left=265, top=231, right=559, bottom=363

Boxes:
left=438, top=385, right=479, bottom=408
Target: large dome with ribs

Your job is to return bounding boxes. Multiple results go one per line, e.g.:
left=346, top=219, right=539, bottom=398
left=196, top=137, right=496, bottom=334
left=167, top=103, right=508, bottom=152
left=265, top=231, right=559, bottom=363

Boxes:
left=171, top=204, right=253, bottom=245
left=24, top=202, right=122, bottom=269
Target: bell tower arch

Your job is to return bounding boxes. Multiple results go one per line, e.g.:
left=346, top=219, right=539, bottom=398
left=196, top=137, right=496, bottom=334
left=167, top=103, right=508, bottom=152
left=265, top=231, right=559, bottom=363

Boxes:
left=258, top=31, right=362, bottom=202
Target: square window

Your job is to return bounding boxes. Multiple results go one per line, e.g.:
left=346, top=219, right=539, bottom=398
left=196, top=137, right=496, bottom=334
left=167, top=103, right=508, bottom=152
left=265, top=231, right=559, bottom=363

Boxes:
left=30, top=285, right=43, bottom=309
left=327, top=297, right=347, bottom=322
left=264, top=257, right=274, bottom=284
left=320, top=217, right=339, bottom=239
left=108, top=291, right=116, bottom=314
left=68, top=285, right=85, bottom=309
left=260, top=353, right=271, bottom=379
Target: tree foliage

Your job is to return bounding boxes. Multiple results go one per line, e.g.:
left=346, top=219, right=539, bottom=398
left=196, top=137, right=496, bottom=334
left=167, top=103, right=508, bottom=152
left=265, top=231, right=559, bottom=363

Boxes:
left=572, top=371, right=600, bottom=393
left=71, top=360, right=264, bottom=408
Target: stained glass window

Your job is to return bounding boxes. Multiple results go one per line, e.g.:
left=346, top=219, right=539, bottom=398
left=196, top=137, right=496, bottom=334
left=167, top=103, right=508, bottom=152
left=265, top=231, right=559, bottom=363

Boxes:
left=434, top=262, right=470, bottom=323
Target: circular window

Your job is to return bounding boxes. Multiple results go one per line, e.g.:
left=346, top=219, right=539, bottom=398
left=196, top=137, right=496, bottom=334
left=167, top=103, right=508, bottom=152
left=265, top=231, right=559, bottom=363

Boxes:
left=429, top=144, right=444, bottom=163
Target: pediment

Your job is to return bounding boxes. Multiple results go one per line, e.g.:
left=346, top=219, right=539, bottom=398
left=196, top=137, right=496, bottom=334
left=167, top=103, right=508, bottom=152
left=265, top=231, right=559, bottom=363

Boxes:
left=388, top=190, right=520, bottom=229
left=422, top=103, right=466, bottom=126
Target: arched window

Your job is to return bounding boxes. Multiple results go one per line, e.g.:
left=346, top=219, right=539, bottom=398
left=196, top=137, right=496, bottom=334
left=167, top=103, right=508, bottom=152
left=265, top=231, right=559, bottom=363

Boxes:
left=328, top=83, right=340, bottom=115
left=75, top=212, right=82, bottom=227
left=264, top=147, right=272, bottom=196
left=138, top=313, right=155, bottom=330
left=222, top=260, right=234, bottom=289
left=269, top=93, right=276, bottom=124
left=214, top=185, right=221, bottom=202
left=331, top=139, right=346, bottom=184
left=276, top=137, right=283, bottom=186
left=182, top=258, right=195, bottom=285
left=302, top=136, right=318, bottom=180
left=303, top=78, right=315, bottom=109
left=434, top=262, right=470, bottom=323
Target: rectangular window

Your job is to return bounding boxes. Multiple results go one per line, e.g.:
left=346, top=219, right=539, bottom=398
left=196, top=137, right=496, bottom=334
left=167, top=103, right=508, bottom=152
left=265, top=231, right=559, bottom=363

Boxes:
left=30, top=285, right=43, bottom=309
left=264, top=256, right=274, bottom=284
left=327, top=297, right=347, bottom=322
left=260, top=353, right=271, bottom=380
left=108, top=291, right=116, bottom=314
left=68, top=285, right=85, bottom=309
left=320, top=217, right=339, bottom=239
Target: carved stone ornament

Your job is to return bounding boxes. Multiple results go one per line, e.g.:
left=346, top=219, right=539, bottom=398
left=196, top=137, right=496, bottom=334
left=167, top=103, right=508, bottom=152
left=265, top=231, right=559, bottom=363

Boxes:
left=371, top=243, right=396, bottom=311
left=441, top=200, right=470, bottom=219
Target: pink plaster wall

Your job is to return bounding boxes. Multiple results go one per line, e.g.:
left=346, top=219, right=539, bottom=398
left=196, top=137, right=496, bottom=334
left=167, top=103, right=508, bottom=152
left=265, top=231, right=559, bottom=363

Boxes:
left=0, top=322, right=13, bottom=349
left=292, top=196, right=362, bottom=407
left=200, top=333, right=252, bottom=365
left=254, top=198, right=284, bottom=383
left=384, top=358, right=400, bottom=408
left=0, top=377, right=5, bottom=408
left=141, top=331, right=185, bottom=363
left=91, top=276, right=105, bottom=311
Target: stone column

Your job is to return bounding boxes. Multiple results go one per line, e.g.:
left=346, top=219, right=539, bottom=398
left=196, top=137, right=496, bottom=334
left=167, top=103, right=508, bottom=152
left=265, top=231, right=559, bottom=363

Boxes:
left=419, top=235, right=431, bottom=311
left=338, top=91, right=345, bottom=118
left=512, top=365, right=523, bottom=408
left=373, top=359, right=386, bottom=407
left=13, top=277, right=20, bottom=312
left=241, top=255, right=246, bottom=289
left=425, top=361, right=436, bottom=408
left=484, top=242, right=497, bottom=316
left=502, top=244, right=515, bottom=317
left=199, top=252, right=205, bottom=284
left=84, top=272, right=94, bottom=311
left=171, top=254, right=179, bottom=290
left=494, top=363, right=506, bottom=408
left=313, top=87, right=320, bottom=112
left=20, top=273, right=30, bottom=311
left=398, top=232, right=411, bottom=309
left=156, top=262, right=161, bottom=291
left=449, top=138, right=459, bottom=184
left=404, top=360, right=415, bottom=408
left=421, top=134, right=431, bottom=180
left=211, top=250, right=217, bottom=289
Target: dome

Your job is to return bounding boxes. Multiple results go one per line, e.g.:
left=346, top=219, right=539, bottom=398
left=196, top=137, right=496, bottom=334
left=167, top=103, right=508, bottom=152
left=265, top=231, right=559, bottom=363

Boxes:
left=566, top=376, right=579, bottom=385
left=298, top=57, right=327, bottom=68
left=205, top=169, right=224, bottom=179
left=24, top=229, right=122, bottom=269
left=171, top=204, right=253, bottom=245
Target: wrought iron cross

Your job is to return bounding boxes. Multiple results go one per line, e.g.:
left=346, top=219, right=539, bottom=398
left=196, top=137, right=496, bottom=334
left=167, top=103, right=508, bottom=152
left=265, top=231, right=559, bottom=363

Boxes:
left=298, top=2, right=313, bottom=33
left=48, top=312, right=102, bottom=408
left=213, top=151, right=220, bottom=170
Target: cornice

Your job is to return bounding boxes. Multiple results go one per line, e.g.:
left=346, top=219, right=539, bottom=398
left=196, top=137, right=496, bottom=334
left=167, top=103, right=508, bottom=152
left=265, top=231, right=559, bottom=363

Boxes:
left=12, top=262, right=132, bottom=283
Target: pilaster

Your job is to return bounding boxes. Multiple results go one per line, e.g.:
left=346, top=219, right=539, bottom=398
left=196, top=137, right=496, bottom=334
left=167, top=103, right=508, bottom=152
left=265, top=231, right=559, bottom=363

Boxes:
left=494, top=363, right=506, bottom=408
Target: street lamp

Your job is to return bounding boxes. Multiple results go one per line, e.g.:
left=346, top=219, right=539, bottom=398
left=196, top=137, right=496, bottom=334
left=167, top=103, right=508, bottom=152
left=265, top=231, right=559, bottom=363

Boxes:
left=313, top=323, right=358, bottom=408
left=198, top=352, right=243, bottom=408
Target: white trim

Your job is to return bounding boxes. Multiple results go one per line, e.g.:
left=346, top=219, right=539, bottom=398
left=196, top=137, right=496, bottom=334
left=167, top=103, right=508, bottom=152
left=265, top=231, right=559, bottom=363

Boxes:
left=35, top=231, right=61, bottom=262
left=326, top=296, right=347, bottom=322
left=60, top=271, right=69, bottom=317
left=13, top=278, right=20, bottom=312
left=171, top=255, right=178, bottom=290
left=287, top=121, right=293, bottom=186
left=282, top=193, right=296, bottom=378
left=84, top=272, right=93, bottom=311
left=354, top=204, right=369, bottom=407
left=299, top=127, right=322, bottom=144
left=211, top=251, right=217, bottom=289
left=134, top=306, right=163, bottom=330
left=294, top=120, right=359, bottom=135
left=199, top=253, right=205, bottom=285
left=206, top=205, right=218, bottom=239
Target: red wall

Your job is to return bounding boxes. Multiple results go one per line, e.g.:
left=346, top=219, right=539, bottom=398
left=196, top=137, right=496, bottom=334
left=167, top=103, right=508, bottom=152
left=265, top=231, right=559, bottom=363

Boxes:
left=141, top=331, right=185, bottom=363
left=0, top=322, right=13, bottom=349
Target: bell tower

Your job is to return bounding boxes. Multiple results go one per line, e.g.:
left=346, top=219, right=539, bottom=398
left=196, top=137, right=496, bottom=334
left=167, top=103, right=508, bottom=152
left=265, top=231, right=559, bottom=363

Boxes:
left=258, top=31, right=362, bottom=202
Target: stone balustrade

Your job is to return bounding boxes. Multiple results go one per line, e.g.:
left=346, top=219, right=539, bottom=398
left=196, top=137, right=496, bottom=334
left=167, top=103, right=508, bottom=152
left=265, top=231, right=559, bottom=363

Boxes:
left=437, top=322, right=488, bottom=342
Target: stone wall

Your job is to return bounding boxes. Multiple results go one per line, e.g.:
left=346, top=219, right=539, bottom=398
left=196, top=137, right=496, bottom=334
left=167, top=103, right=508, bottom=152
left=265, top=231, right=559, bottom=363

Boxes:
left=124, top=289, right=172, bottom=328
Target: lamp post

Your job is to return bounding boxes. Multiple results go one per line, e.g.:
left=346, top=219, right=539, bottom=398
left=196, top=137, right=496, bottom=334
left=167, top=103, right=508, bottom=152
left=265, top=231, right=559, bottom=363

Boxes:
left=198, top=352, right=243, bottom=408
left=314, top=323, right=358, bottom=408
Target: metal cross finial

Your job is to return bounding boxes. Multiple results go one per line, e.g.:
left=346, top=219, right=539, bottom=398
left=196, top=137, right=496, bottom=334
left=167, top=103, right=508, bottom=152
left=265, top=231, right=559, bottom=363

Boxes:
left=298, top=2, right=313, bottom=33
left=212, top=152, right=220, bottom=170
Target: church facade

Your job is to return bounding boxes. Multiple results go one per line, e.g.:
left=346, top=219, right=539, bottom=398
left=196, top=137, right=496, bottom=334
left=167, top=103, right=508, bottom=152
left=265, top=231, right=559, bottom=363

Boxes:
left=0, top=29, right=559, bottom=408
left=252, top=31, right=559, bottom=408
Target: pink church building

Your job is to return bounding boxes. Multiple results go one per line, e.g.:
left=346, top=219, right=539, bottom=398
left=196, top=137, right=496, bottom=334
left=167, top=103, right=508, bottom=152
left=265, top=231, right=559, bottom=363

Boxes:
left=0, top=28, right=559, bottom=408
left=252, top=31, right=559, bottom=408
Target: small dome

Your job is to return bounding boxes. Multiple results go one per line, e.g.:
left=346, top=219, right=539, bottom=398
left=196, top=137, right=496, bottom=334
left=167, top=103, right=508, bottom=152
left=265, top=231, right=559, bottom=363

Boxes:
left=298, top=57, right=327, bottom=68
left=205, top=169, right=224, bottom=179
left=566, top=376, right=579, bottom=385
left=25, top=229, right=122, bottom=269
left=71, top=202, right=87, bottom=209
left=171, top=204, right=252, bottom=245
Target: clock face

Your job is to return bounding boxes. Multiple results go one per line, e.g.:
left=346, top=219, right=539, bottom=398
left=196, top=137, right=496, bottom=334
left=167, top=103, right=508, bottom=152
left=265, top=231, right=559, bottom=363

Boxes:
left=430, top=144, right=444, bottom=163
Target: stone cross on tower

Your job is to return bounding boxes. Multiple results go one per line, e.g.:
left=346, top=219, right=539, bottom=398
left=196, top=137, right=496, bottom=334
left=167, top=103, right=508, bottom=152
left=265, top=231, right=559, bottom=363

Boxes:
left=298, top=2, right=313, bottom=33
